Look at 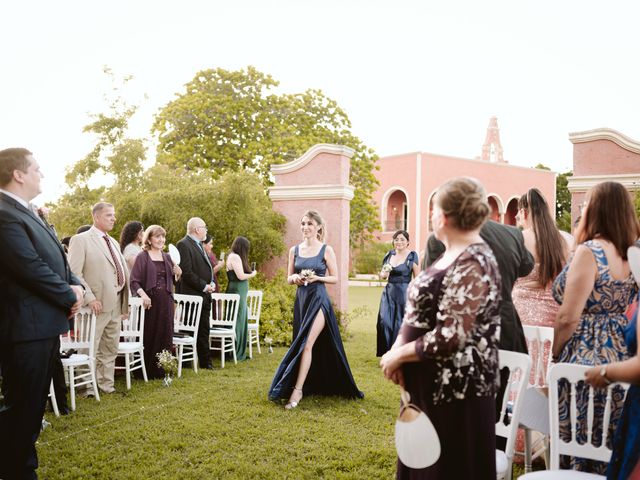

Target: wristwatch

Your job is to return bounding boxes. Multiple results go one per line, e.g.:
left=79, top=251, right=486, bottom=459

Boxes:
left=600, top=366, right=611, bottom=385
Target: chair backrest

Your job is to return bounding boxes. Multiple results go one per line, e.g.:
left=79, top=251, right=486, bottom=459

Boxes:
left=246, top=290, right=263, bottom=325
left=547, top=363, right=629, bottom=469
left=60, top=307, right=97, bottom=358
left=122, top=297, right=146, bottom=342
left=496, top=350, right=532, bottom=457
left=523, top=325, right=554, bottom=387
left=210, top=293, right=240, bottom=328
left=173, top=294, right=203, bottom=335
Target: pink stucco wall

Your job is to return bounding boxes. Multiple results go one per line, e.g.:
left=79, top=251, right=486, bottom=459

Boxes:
left=373, top=152, right=556, bottom=252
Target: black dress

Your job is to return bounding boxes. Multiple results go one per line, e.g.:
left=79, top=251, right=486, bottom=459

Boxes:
left=376, top=250, right=418, bottom=356
left=268, top=244, right=363, bottom=400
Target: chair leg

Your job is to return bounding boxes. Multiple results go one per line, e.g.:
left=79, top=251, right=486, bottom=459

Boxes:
left=69, top=366, right=76, bottom=411
left=176, top=345, right=183, bottom=378
left=249, top=334, right=253, bottom=359
left=49, top=381, right=60, bottom=417
left=125, top=353, right=132, bottom=390
left=232, top=336, right=237, bottom=365
left=91, top=361, right=101, bottom=401
left=256, top=331, right=261, bottom=354
left=220, top=338, right=225, bottom=369
left=140, top=349, right=148, bottom=382
left=192, top=344, right=198, bottom=373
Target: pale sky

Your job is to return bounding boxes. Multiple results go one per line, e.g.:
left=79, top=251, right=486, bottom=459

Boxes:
left=2, top=0, right=639, bottom=203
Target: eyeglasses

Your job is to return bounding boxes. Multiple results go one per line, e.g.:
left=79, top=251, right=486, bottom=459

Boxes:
left=196, top=226, right=208, bottom=231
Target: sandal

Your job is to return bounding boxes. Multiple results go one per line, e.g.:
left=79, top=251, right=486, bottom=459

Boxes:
left=285, top=387, right=303, bottom=410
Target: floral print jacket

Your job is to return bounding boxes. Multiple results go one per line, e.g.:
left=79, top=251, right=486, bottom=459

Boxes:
left=404, top=243, right=502, bottom=404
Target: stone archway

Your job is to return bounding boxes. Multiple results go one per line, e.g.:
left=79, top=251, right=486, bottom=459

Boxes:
left=381, top=188, right=408, bottom=232
left=504, top=197, right=519, bottom=226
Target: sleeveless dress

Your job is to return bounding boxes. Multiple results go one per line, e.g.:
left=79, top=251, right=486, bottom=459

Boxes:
left=145, top=260, right=175, bottom=379
left=513, top=263, right=559, bottom=328
left=226, top=270, right=249, bottom=361
left=552, top=240, right=637, bottom=474
left=268, top=244, right=363, bottom=401
left=376, top=250, right=418, bottom=356
left=607, top=304, right=640, bottom=480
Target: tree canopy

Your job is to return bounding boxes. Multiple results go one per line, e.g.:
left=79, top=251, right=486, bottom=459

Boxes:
left=152, top=66, right=380, bottom=244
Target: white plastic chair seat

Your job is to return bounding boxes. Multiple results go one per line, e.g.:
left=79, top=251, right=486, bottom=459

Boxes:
left=519, top=471, right=604, bottom=479
left=172, top=335, right=194, bottom=344
left=62, top=353, right=90, bottom=365
left=210, top=327, right=234, bottom=336
left=117, top=342, right=143, bottom=353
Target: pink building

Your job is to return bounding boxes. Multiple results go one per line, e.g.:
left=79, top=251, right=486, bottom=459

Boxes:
left=568, top=128, right=640, bottom=223
left=372, top=117, right=557, bottom=249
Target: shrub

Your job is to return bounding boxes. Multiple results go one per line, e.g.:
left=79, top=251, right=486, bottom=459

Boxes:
left=353, top=241, right=391, bottom=275
left=249, top=270, right=296, bottom=346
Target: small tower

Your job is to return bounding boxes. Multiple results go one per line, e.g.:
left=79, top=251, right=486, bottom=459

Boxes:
left=481, top=116, right=506, bottom=163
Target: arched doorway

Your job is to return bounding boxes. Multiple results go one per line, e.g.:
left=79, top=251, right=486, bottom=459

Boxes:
left=504, top=198, right=519, bottom=226
left=383, top=189, right=408, bottom=232
left=487, top=196, right=501, bottom=222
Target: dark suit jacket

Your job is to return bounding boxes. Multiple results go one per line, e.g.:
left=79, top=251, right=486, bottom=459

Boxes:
left=175, top=235, right=213, bottom=301
left=0, top=192, right=80, bottom=343
left=424, top=220, right=534, bottom=353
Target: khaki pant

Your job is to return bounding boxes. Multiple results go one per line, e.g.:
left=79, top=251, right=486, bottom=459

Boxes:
left=94, top=308, right=122, bottom=392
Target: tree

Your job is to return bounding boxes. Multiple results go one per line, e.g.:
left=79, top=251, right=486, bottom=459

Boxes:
left=556, top=171, right=573, bottom=232
left=152, top=66, right=380, bottom=245
left=51, top=67, right=147, bottom=237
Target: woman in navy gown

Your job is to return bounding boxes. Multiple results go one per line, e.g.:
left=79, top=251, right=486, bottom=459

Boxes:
left=376, top=230, right=420, bottom=356
left=268, top=210, right=363, bottom=409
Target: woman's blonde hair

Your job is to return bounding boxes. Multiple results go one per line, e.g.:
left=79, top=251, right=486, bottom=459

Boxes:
left=302, top=210, right=326, bottom=241
left=436, top=177, right=490, bottom=231
left=142, top=225, right=167, bottom=251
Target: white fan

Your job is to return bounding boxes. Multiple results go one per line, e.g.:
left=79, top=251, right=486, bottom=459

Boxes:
left=168, top=244, right=181, bottom=265
left=628, top=244, right=640, bottom=286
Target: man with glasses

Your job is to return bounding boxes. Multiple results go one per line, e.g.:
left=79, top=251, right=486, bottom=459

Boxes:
left=176, top=218, right=215, bottom=369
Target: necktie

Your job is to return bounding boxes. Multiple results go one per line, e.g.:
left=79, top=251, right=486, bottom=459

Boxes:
left=103, top=235, right=125, bottom=287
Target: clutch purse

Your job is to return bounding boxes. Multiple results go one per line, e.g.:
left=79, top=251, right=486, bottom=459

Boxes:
left=395, top=388, right=440, bottom=469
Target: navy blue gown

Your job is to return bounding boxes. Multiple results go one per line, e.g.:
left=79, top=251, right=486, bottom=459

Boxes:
left=268, top=244, right=364, bottom=401
left=607, top=302, right=640, bottom=480
left=376, top=250, right=418, bottom=356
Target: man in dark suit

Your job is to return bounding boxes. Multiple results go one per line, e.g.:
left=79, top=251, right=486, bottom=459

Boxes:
left=0, top=148, right=84, bottom=479
left=423, top=220, right=534, bottom=353
left=176, top=217, right=215, bottom=369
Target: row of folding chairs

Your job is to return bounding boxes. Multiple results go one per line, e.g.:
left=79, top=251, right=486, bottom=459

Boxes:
left=172, top=290, right=263, bottom=375
left=49, top=291, right=264, bottom=414
left=498, top=326, right=630, bottom=479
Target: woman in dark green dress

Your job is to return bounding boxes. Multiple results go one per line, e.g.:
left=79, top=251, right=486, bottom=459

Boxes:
left=225, top=236, right=256, bottom=361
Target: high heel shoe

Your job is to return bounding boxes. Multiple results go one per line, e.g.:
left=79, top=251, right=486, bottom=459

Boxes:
left=285, top=387, right=303, bottom=410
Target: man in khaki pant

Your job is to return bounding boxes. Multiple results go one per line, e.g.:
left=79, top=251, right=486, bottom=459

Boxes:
left=68, top=202, right=129, bottom=393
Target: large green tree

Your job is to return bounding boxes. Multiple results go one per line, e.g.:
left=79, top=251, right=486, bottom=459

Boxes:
left=152, top=66, right=380, bottom=244
left=556, top=171, right=572, bottom=232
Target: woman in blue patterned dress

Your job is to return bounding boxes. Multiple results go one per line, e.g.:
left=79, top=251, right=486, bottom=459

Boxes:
left=380, top=178, right=502, bottom=479
left=376, top=230, right=420, bottom=356
left=552, top=181, right=640, bottom=474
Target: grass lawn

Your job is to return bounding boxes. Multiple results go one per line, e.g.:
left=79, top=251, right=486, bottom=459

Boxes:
left=38, top=286, right=529, bottom=479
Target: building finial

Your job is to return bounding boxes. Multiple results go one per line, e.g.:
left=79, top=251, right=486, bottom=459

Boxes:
left=481, top=116, right=506, bottom=163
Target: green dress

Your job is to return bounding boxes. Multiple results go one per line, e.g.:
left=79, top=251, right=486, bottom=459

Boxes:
left=226, top=269, right=248, bottom=361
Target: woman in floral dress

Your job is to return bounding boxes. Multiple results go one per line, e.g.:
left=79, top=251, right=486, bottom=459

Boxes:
left=380, top=178, right=501, bottom=479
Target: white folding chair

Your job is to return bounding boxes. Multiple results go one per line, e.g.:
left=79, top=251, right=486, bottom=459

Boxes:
left=519, top=326, right=555, bottom=472
left=246, top=290, right=263, bottom=359
left=519, top=363, right=629, bottom=479
left=60, top=307, right=100, bottom=411
left=496, top=350, right=532, bottom=480
left=115, top=297, right=148, bottom=389
left=209, top=293, right=240, bottom=368
left=172, top=294, right=202, bottom=377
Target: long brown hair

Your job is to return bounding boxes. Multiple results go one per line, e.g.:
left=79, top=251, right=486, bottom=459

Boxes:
left=575, top=181, right=640, bottom=260
left=230, top=236, right=252, bottom=273
left=518, top=188, right=566, bottom=286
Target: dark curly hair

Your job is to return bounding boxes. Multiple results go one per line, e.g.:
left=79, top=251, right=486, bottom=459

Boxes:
left=119, top=221, right=144, bottom=253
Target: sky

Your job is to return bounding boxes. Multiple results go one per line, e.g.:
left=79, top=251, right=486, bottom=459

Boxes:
left=2, top=0, right=639, bottom=203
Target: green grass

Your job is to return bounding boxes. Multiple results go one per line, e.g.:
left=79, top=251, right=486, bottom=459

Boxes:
left=38, top=286, right=531, bottom=479
left=38, top=287, right=400, bottom=479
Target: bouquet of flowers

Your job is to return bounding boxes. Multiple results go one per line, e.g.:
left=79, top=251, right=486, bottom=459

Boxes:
left=381, top=263, right=393, bottom=273
left=299, top=269, right=315, bottom=286
left=156, top=349, right=178, bottom=386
